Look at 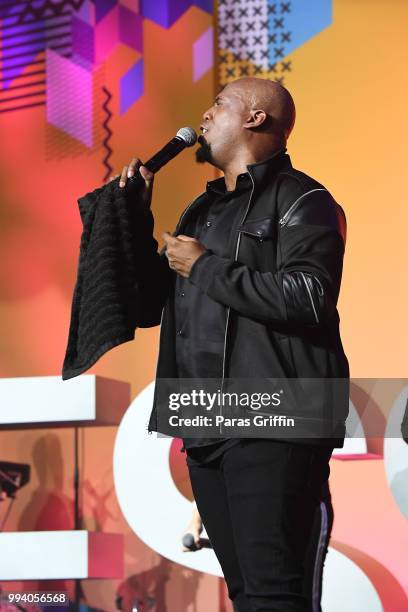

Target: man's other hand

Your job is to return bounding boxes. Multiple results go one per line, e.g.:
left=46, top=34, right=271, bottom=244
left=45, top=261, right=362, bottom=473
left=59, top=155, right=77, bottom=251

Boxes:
left=181, top=507, right=203, bottom=552
left=162, top=233, right=206, bottom=278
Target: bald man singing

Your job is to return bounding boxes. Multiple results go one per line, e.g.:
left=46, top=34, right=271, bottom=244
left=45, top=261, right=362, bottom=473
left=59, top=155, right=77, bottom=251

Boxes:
left=116, top=78, right=349, bottom=612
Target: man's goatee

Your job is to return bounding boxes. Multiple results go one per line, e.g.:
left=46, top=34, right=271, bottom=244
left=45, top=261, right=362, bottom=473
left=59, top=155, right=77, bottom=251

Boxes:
left=195, top=138, right=212, bottom=164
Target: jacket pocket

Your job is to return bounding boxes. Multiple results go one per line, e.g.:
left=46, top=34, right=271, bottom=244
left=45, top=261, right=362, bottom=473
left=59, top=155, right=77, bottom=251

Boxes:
left=237, top=216, right=275, bottom=241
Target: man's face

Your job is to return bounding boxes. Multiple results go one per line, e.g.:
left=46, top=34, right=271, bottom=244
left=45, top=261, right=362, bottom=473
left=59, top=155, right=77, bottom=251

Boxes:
left=196, top=83, right=248, bottom=168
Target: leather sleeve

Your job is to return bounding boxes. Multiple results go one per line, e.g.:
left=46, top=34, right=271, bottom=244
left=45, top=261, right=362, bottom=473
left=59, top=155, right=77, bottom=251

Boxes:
left=188, top=189, right=346, bottom=327
left=279, top=189, right=346, bottom=325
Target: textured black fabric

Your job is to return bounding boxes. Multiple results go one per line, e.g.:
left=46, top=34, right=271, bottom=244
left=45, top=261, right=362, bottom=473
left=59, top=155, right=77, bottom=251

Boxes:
left=61, top=179, right=165, bottom=380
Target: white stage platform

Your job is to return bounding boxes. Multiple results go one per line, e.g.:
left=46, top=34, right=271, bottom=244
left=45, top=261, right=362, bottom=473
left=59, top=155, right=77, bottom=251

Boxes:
left=0, top=375, right=130, bottom=428
left=0, top=530, right=124, bottom=580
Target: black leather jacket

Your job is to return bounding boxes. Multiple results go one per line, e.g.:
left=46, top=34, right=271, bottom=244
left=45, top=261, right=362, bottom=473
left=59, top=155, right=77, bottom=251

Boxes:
left=134, top=150, right=349, bottom=446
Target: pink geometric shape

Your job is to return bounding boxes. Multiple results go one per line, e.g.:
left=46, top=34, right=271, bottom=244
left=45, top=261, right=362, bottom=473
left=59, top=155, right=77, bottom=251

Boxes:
left=46, top=49, right=93, bottom=147
left=332, top=540, right=408, bottom=612
left=95, top=6, right=120, bottom=65
left=88, top=532, right=124, bottom=578
left=119, top=0, right=140, bottom=11
left=119, top=5, right=143, bottom=52
left=332, top=453, right=383, bottom=461
left=193, top=26, right=213, bottom=82
left=72, top=15, right=95, bottom=68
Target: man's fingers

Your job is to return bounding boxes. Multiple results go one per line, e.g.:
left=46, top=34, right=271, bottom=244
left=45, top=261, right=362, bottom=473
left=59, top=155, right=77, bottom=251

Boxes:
left=119, top=165, right=129, bottom=188
left=116, top=158, right=154, bottom=211
left=177, top=235, right=199, bottom=242
left=139, top=165, right=154, bottom=189
left=162, top=231, right=178, bottom=244
left=139, top=165, right=154, bottom=200
left=127, top=157, right=142, bottom=178
left=119, top=158, right=143, bottom=187
left=193, top=534, right=202, bottom=548
left=162, top=232, right=193, bottom=243
left=127, top=158, right=154, bottom=186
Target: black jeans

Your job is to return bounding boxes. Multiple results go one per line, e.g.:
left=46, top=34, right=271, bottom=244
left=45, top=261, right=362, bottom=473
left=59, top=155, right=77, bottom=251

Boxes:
left=187, top=439, right=333, bottom=612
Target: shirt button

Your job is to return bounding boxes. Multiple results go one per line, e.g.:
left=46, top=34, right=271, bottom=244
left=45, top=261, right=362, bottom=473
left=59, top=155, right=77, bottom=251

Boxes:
left=179, top=291, right=185, bottom=297
left=206, top=221, right=212, bottom=227
left=177, top=329, right=183, bottom=336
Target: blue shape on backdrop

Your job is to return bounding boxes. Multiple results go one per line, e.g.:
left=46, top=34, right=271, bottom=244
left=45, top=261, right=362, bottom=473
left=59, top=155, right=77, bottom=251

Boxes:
left=0, top=17, right=52, bottom=88
left=120, top=59, right=144, bottom=114
left=193, top=0, right=213, bottom=13
left=268, top=0, right=332, bottom=62
left=140, top=0, right=194, bottom=29
left=94, top=0, right=117, bottom=23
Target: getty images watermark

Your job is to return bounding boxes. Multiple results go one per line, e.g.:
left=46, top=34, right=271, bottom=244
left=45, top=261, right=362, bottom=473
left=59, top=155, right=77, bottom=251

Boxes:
left=153, top=377, right=351, bottom=439
left=167, top=388, right=295, bottom=430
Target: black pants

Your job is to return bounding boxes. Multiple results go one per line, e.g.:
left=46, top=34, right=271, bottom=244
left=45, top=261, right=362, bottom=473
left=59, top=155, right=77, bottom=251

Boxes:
left=187, top=439, right=333, bottom=612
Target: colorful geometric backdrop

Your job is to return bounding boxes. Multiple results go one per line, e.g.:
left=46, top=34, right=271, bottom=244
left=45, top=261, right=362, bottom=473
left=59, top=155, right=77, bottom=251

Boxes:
left=1, top=1, right=408, bottom=610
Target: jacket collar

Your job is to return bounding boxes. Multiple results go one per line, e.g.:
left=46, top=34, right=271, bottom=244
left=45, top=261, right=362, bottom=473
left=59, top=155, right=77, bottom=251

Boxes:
left=176, top=149, right=291, bottom=234
left=206, top=172, right=252, bottom=196
left=205, top=148, right=291, bottom=194
left=246, top=148, right=291, bottom=186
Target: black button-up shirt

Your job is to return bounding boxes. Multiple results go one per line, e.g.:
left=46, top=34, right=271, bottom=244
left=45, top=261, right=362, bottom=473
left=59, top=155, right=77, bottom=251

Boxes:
left=175, top=172, right=252, bottom=461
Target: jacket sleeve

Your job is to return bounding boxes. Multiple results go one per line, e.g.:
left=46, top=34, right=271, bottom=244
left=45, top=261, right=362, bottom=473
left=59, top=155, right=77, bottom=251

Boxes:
left=188, top=189, right=346, bottom=326
left=132, top=209, right=173, bottom=327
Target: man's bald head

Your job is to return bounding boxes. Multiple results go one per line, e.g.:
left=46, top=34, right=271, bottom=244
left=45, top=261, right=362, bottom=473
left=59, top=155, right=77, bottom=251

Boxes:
left=223, top=77, right=296, bottom=144
left=197, top=77, right=296, bottom=171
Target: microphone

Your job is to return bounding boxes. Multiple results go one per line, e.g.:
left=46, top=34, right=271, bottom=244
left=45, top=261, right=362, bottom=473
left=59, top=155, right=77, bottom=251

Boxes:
left=125, top=127, right=197, bottom=196
left=182, top=532, right=212, bottom=551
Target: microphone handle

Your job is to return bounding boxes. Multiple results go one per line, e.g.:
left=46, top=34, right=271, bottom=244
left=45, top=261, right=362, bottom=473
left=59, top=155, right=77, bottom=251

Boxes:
left=124, top=136, right=186, bottom=198
left=144, top=136, right=187, bottom=173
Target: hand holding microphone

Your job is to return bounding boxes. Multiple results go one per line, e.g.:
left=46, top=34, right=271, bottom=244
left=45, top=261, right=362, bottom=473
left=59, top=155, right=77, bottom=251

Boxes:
left=108, top=158, right=155, bottom=210
left=107, top=127, right=197, bottom=210
left=181, top=506, right=212, bottom=552
left=182, top=533, right=212, bottom=552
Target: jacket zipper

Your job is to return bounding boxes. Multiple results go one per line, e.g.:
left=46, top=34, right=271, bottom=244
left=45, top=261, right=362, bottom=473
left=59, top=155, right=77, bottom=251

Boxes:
left=218, top=172, right=256, bottom=433
left=148, top=193, right=206, bottom=434
left=278, top=189, right=328, bottom=324
left=278, top=188, right=327, bottom=227
left=300, top=271, right=319, bottom=324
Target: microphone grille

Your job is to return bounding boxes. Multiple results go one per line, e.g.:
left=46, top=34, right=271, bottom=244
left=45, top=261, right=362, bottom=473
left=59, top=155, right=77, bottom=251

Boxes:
left=176, top=127, right=197, bottom=147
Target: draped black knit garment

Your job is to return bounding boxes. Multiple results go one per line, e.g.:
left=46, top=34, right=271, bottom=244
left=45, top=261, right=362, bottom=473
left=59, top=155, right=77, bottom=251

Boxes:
left=62, top=179, right=147, bottom=380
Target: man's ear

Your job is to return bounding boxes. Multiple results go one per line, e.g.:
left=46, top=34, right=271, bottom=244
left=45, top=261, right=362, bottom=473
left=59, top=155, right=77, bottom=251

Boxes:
left=243, top=109, right=267, bottom=129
